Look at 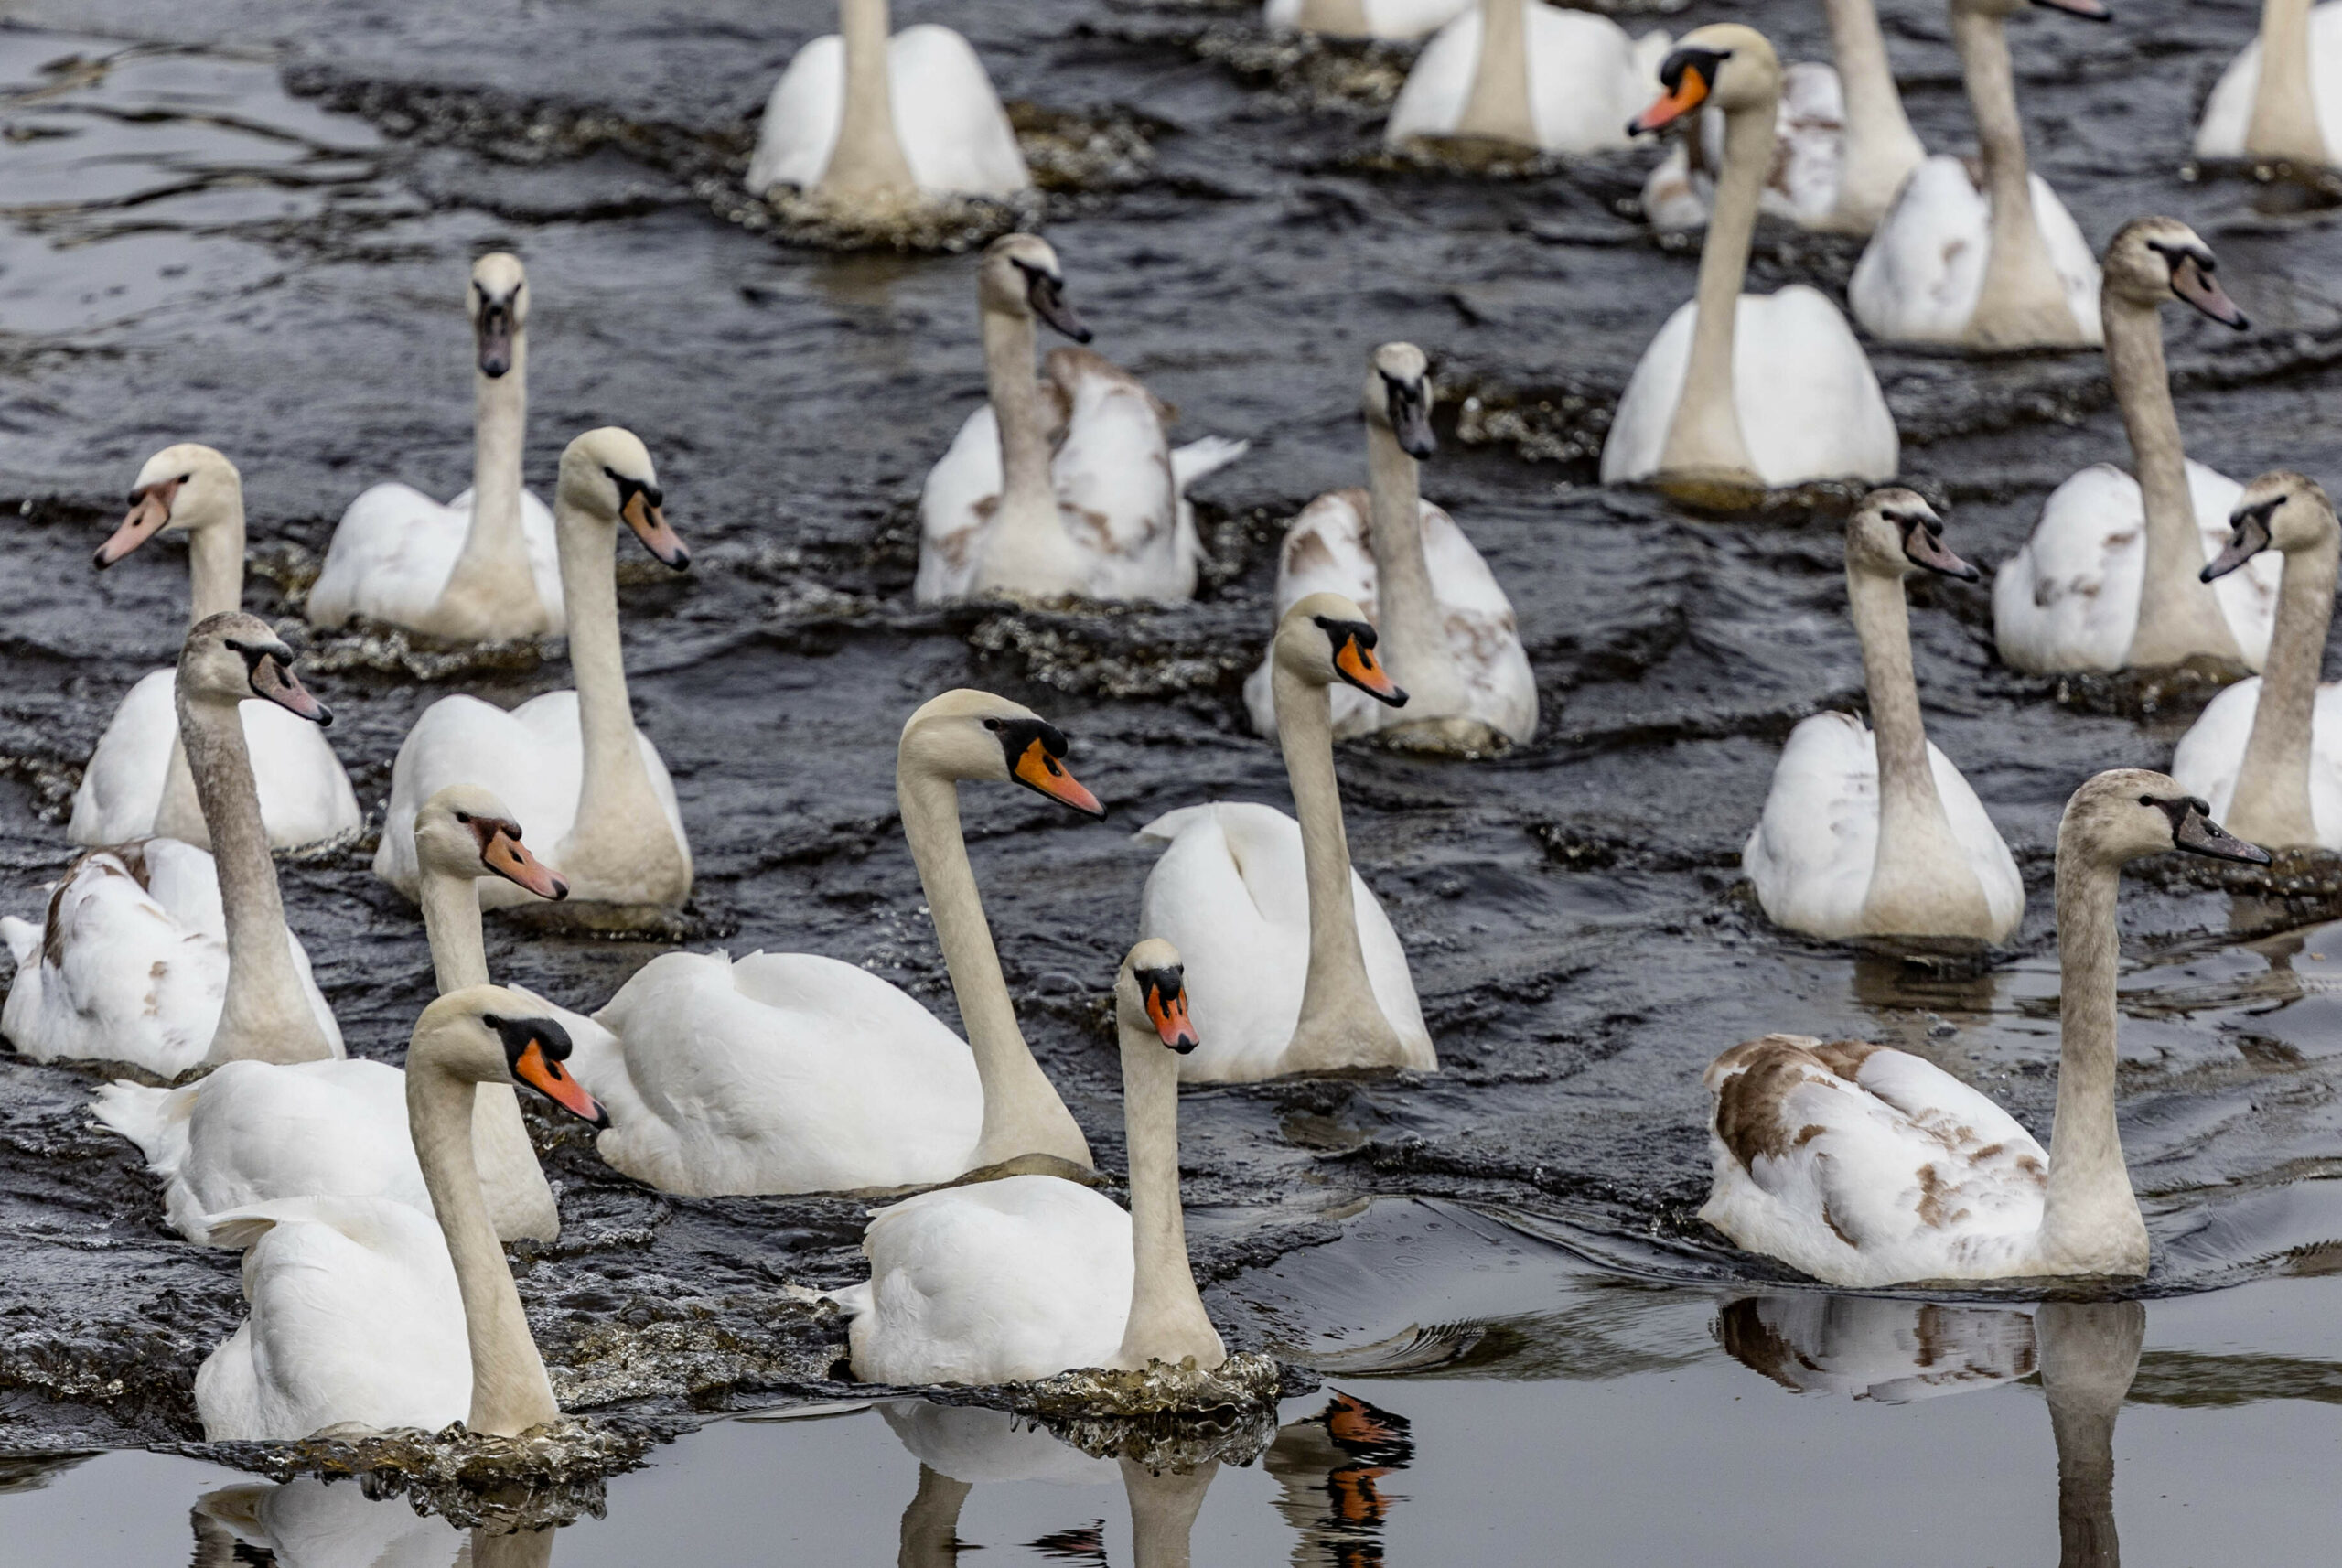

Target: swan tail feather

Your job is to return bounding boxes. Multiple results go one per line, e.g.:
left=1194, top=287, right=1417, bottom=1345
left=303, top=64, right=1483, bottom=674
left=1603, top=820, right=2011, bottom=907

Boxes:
left=1170, top=436, right=1249, bottom=492
left=1, top=915, right=38, bottom=970
left=1134, top=804, right=1217, bottom=844
left=89, top=1079, right=186, bottom=1167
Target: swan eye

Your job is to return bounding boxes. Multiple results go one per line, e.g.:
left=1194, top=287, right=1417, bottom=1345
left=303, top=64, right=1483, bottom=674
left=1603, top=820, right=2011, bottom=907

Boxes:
left=454, top=811, right=471, bottom=824
left=983, top=718, right=1002, bottom=731
left=2138, top=795, right=2155, bottom=807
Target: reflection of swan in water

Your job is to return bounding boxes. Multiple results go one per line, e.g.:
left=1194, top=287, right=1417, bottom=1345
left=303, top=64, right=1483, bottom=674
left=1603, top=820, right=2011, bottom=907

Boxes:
left=189, top=1479, right=462, bottom=1568
left=1266, top=1391, right=1416, bottom=1566
left=1118, top=1457, right=1217, bottom=1568
left=881, top=1400, right=1114, bottom=1566
left=1716, top=1294, right=2142, bottom=1566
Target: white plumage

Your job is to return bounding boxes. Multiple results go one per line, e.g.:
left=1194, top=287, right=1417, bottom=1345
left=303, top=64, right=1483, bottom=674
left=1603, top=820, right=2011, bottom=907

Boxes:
left=2195, top=3, right=2342, bottom=161
left=2173, top=680, right=2342, bottom=850
left=747, top=24, right=1029, bottom=199
left=1722, top=1293, right=2038, bottom=1403
left=1848, top=157, right=2102, bottom=345
left=1383, top=3, right=1664, bottom=155
left=194, top=1478, right=463, bottom=1568
left=1640, top=61, right=1848, bottom=231
left=1263, top=0, right=1474, bottom=38
left=306, top=483, right=562, bottom=635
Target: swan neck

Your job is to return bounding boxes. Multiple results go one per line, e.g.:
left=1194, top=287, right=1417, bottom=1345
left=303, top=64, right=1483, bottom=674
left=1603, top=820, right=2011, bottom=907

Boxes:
left=1364, top=424, right=1465, bottom=717
left=2040, top=841, right=2145, bottom=1273
left=2249, top=0, right=2326, bottom=163
left=419, top=865, right=492, bottom=993
left=1273, top=664, right=1381, bottom=1018
left=1821, top=0, right=1925, bottom=225
left=2229, top=538, right=2337, bottom=845
left=1849, top=566, right=1945, bottom=838
left=553, top=500, right=662, bottom=865
left=822, top=0, right=917, bottom=196
left=1119, top=1457, right=1218, bottom=1568
left=407, top=1048, right=560, bottom=1436
left=2037, top=1302, right=2140, bottom=1568
left=186, top=502, right=246, bottom=628
left=1456, top=0, right=1535, bottom=144
left=1661, top=91, right=1768, bottom=480
left=449, top=334, right=531, bottom=589
left=898, top=1466, right=974, bottom=1567
left=981, top=306, right=1062, bottom=556
left=1957, top=8, right=2034, bottom=221
left=1112, top=1008, right=1221, bottom=1370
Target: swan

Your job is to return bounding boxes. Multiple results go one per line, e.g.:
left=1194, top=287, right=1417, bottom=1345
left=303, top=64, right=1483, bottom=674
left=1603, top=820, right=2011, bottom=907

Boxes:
left=2173, top=474, right=2342, bottom=849
left=835, top=940, right=1228, bottom=1385
left=306, top=254, right=563, bottom=642
left=1847, top=0, right=2108, bottom=349
left=1242, top=343, right=1536, bottom=756
left=191, top=1478, right=462, bottom=1568
left=1745, top=489, right=2025, bottom=942
left=1382, top=0, right=1666, bottom=156
left=70, top=445, right=360, bottom=851
left=916, top=233, right=1248, bottom=605
left=571, top=690, right=1104, bottom=1196
left=91, top=784, right=572, bottom=1244
left=1639, top=0, right=1924, bottom=235
left=1264, top=0, right=1472, bottom=39
left=194, top=986, right=607, bottom=1441
left=4, top=613, right=342, bottom=1075
left=1140, top=593, right=1435, bottom=1083
left=747, top=0, right=1029, bottom=205
left=374, top=427, right=693, bottom=918
left=2196, top=0, right=2342, bottom=166
left=1704, top=769, right=2269, bottom=1286
left=1993, top=219, right=2274, bottom=673
left=1602, top=27, right=1899, bottom=504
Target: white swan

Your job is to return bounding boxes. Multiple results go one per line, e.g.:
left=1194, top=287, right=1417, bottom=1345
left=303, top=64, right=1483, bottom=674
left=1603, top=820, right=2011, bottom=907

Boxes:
left=192, top=1478, right=463, bottom=1568
left=570, top=691, right=1103, bottom=1197
left=195, top=987, right=607, bottom=1441
left=1603, top=27, right=1899, bottom=503
left=1639, top=0, right=1924, bottom=234
left=1705, top=769, right=2269, bottom=1286
left=1848, top=0, right=2108, bottom=349
left=1993, top=219, right=2275, bottom=673
left=375, top=427, right=693, bottom=918
left=2174, top=474, right=2342, bottom=849
left=1382, top=0, right=1665, bottom=156
left=747, top=0, right=1028, bottom=204
left=307, top=254, right=562, bottom=642
left=916, top=234, right=1248, bottom=605
left=1745, top=489, right=2025, bottom=942
left=1265, top=0, right=1471, bottom=39
left=2196, top=0, right=2342, bottom=166
left=1243, top=343, right=1535, bottom=756
left=70, top=445, right=359, bottom=851
left=91, top=785, right=571, bottom=1244
left=1142, top=594, right=1434, bottom=1083
left=4, top=614, right=342, bottom=1075
left=836, top=940, right=1227, bottom=1385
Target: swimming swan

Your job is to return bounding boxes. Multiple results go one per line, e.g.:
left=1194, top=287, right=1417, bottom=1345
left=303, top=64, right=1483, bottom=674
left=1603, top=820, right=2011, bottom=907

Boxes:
left=1244, top=343, right=1535, bottom=756
left=306, top=253, right=562, bottom=641
left=1704, top=770, right=2269, bottom=1286
left=570, top=691, right=1104, bottom=1196
left=1383, top=0, right=1665, bottom=156
left=1847, top=0, right=2108, bottom=349
left=1993, top=219, right=2272, bottom=673
left=2173, top=473, right=2342, bottom=850
left=835, top=940, right=1227, bottom=1385
left=194, top=988, right=607, bottom=1440
left=374, top=427, right=693, bottom=918
left=4, top=614, right=342, bottom=1075
left=1265, top=0, right=1471, bottom=39
left=1142, top=594, right=1434, bottom=1083
left=747, top=0, right=1029, bottom=204
left=2196, top=0, right=2342, bottom=167
left=1603, top=27, right=1899, bottom=503
left=1746, top=490, right=2024, bottom=943
left=91, top=784, right=573, bottom=1244
left=917, top=234, right=1248, bottom=605
left=70, top=445, right=360, bottom=851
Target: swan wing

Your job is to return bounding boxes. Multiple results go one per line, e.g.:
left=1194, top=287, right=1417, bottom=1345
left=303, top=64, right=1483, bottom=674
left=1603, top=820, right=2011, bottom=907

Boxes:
left=880, top=1401, right=1119, bottom=1484
left=1732, top=286, right=1898, bottom=487
left=2171, top=675, right=2261, bottom=822
left=375, top=693, right=584, bottom=902
left=2191, top=7, right=2342, bottom=159
left=1745, top=712, right=1879, bottom=940
left=915, top=404, right=1004, bottom=606
left=1599, top=300, right=1696, bottom=486
left=2314, top=683, right=2342, bottom=848
left=2027, top=174, right=2103, bottom=343
left=306, top=482, right=466, bottom=631
left=1422, top=502, right=1539, bottom=742
left=1522, top=6, right=1643, bottom=154
left=1993, top=462, right=2146, bottom=673
left=747, top=33, right=843, bottom=194
left=240, top=699, right=362, bottom=847
left=1773, top=61, right=1848, bottom=226
left=1171, top=435, right=1249, bottom=493
left=1250, top=491, right=1381, bottom=739
left=1722, top=1293, right=2037, bottom=1402
left=2186, top=461, right=2280, bottom=665
left=1383, top=6, right=1480, bottom=142
left=889, top=25, right=1030, bottom=198
left=1925, top=741, right=2026, bottom=940
left=1044, top=349, right=1194, bottom=602
left=1849, top=155, right=1991, bottom=344
left=1137, top=802, right=1315, bottom=1080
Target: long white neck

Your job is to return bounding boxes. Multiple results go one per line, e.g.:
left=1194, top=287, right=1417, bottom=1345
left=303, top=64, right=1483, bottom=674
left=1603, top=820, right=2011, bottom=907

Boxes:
left=972, top=306, right=1073, bottom=596
left=897, top=768, right=1091, bottom=1173
left=1119, top=1459, right=1218, bottom=1568
left=2104, top=294, right=2241, bottom=666
left=468, top=1525, right=556, bottom=1568
left=822, top=0, right=917, bottom=197
left=897, top=1466, right=974, bottom=1568
left=1111, top=1004, right=1224, bottom=1371
left=1821, top=0, right=1927, bottom=230
left=2036, top=840, right=2150, bottom=1275
left=443, top=334, right=536, bottom=618
left=155, top=506, right=249, bottom=847
left=1364, top=424, right=1466, bottom=720
left=2224, top=536, right=2337, bottom=846
left=420, top=864, right=491, bottom=993
left=1455, top=0, right=1535, bottom=145
left=180, top=692, right=333, bottom=1065
left=2036, top=1300, right=2140, bottom=1568
left=1659, top=86, right=1767, bottom=486
left=407, top=1047, right=560, bottom=1436
left=1955, top=6, right=2082, bottom=348
left=2248, top=0, right=2328, bottom=164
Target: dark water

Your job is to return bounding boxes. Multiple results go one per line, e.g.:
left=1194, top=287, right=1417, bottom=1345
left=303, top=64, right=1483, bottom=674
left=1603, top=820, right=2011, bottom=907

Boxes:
left=6, top=0, right=2342, bottom=1555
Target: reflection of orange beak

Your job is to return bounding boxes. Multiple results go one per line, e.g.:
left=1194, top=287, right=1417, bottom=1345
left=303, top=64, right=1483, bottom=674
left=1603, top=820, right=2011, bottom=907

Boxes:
left=1013, top=738, right=1107, bottom=819
left=1327, top=1466, right=1392, bottom=1526
left=1335, top=639, right=1408, bottom=707
left=512, top=1038, right=607, bottom=1126
left=1327, top=1393, right=1402, bottom=1447
left=621, top=490, right=691, bottom=571
left=1145, top=983, right=1199, bottom=1053
left=95, top=480, right=179, bottom=569
left=1629, top=66, right=1709, bottom=134
left=483, top=829, right=568, bottom=902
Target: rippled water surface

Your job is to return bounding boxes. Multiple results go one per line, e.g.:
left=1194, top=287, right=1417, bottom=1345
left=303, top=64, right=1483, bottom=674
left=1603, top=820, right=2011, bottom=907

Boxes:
left=7, top=0, right=2342, bottom=1556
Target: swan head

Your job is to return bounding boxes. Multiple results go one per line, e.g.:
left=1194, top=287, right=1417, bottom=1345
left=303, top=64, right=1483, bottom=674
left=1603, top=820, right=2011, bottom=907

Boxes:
left=1275, top=593, right=1408, bottom=708
left=1629, top=26, right=1778, bottom=136
left=415, top=984, right=607, bottom=1125
left=414, top=783, right=569, bottom=901
left=980, top=234, right=1091, bottom=344
left=2102, top=218, right=2245, bottom=328
left=1366, top=344, right=1435, bottom=460
left=95, top=444, right=240, bottom=569
left=900, top=689, right=1107, bottom=818
left=467, top=252, right=527, bottom=379
left=2060, top=769, right=2270, bottom=869
left=1118, top=938, right=1198, bottom=1054
left=1847, top=489, right=1979, bottom=584
left=556, top=427, right=690, bottom=571
left=2204, top=471, right=2336, bottom=581
left=179, top=611, right=331, bottom=726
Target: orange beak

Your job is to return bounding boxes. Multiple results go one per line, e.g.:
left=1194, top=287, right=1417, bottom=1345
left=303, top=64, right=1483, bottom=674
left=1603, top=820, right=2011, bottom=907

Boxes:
left=1013, top=738, right=1107, bottom=819
left=512, top=1037, right=607, bottom=1126
left=1335, top=638, right=1408, bottom=707
left=1629, top=66, right=1710, bottom=135
left=1144, top=980, right=1199, bottom=1053
left=482, top=827, right=568, bottom=902
left=95, top=479, right=179, bottom=568
left=621, top=489, right=691, bottom=571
